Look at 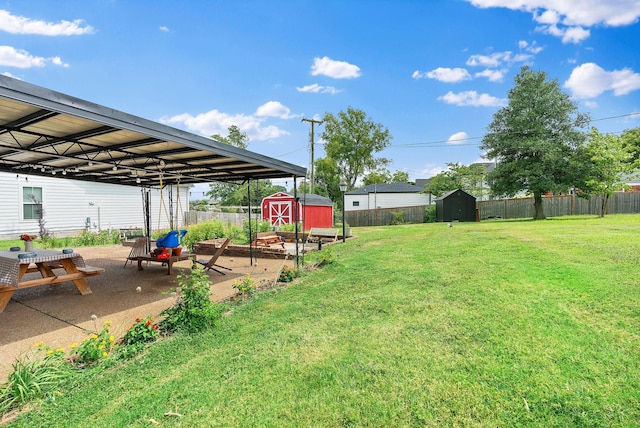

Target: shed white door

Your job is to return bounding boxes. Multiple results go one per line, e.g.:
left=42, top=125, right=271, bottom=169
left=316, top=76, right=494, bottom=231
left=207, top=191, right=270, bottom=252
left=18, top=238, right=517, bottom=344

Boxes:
left=269, top=201, right=292, bottom=226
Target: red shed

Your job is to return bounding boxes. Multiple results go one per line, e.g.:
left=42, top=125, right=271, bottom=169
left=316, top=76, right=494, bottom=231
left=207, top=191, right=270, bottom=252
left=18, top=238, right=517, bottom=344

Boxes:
left=261, top=192, right=334, bottom=229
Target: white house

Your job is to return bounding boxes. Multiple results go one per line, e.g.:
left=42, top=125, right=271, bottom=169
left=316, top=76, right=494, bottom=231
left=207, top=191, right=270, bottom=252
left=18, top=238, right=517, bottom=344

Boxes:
left=0, top=172, right=189, bottom=239
left=344, top=182, right=430, bottom=211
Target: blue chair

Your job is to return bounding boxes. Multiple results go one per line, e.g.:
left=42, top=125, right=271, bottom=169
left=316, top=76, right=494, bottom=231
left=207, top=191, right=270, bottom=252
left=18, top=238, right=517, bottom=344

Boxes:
left=155, top=229, right=187, bottom=248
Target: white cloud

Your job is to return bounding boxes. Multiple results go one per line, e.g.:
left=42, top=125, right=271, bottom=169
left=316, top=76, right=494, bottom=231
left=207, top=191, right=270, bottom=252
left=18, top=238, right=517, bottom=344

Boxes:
left=311, top=56, right=361, bottom=79
left=537, top=23, right=590, bottom=43
left=467, top=0, right=640, bottom=26
left=159, top=26, right=170, bottom=32
left=0, top=46, right=69, bottom=68
left=465, top=0, right=640, bottom=43
left=0, top=9, right=93, bottom=35
left=564, top=62, right=640, bottom=99
left=519, top=40, right=543, bottom=54
left=296, top=83, right=341, bottom=94
left=420, top=163, right=445, bottom=178
left=255, top=101, right=298, bottom=119
left=161, top=107, right=291, bottom=141
left=438, top=90, right=506, bottom=107
left=466, top=51, right=532, bottom=68
left=475, top=69, right=505, bottom=82
left=413, top=67, right=471, bottom=83
left=1, top=71, right=19, bottom=78
left=447, top=131, right=470, bottom=144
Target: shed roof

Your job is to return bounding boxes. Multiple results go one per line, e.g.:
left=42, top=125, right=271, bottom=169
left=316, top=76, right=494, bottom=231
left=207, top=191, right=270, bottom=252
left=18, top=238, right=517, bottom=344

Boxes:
left=263, top=192, right=333, bottom=206
left=436, top=188, right=476, bottom=200
left=346, top=182, right=424, bottom=195
left=0, top=76, right=306, bottom=188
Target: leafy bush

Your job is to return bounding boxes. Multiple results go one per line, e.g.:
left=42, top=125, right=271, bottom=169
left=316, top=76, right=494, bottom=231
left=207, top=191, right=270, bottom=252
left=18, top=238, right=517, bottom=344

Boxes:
left=307, top=247, right=336, bottom=267
left=390, top=211, right=405, bottom=225
left=232, top=274, right=257, bottom=296
left=278, top=265, right=297, bottom=282
left=123, top=316, right=159, bottom=347
left=424, top=205, right=436, bottom=223
left=74, top=230, right=120, bottom=247
left=71, top=321, right=115, bottom=366
left=159, top=268, right=224, bottom=334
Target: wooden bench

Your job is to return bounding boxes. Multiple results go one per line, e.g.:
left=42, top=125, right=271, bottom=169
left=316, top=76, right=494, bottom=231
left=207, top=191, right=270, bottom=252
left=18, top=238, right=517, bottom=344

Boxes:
left=16, top=266, right=105, bottom=290
left=306, top=228, right=339, bottom=244
left=254, top=232, right=285, bottom=248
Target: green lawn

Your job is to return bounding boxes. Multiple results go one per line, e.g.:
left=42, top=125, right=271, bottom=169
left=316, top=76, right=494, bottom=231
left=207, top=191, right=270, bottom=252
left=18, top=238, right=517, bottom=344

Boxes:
left=9, top=215, right=640, bottom=427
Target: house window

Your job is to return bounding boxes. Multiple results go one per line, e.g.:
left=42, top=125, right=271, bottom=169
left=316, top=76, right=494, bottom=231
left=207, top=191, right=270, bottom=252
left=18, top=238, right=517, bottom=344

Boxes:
left=352, top=201, right=360, bottom=207
left=23, top=187, right=43, bottom=220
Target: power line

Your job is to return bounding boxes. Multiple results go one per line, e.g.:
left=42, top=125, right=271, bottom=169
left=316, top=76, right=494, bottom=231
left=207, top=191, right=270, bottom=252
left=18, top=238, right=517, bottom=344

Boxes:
left=389, top=111, right=640, bottom=148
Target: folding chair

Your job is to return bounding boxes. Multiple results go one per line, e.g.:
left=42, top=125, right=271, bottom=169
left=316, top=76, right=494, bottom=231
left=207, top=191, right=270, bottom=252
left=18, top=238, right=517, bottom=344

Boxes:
left=195, top=238, right=232, bottom=275
left=123, top=237, right=148, bottom=268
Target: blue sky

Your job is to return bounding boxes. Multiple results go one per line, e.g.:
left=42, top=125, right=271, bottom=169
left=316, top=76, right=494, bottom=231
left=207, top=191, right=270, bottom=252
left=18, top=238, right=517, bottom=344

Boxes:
left=2, top=0, right=640, bottom=198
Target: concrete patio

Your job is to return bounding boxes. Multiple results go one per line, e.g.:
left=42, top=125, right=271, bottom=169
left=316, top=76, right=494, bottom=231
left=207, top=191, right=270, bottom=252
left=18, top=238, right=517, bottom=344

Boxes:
left=0, top=244, right=292, bottom=380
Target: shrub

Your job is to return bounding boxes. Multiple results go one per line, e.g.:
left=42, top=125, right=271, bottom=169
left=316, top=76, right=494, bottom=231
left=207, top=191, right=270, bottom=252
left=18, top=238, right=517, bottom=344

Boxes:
left=232, top=274, right=257, bottom=296
left=123, top=316, right=160, bottom=346
left=71, top=321, right=115, bottom=366
left=390, top=211, right=405, bottom=225
left=312, top=247, right=336, bottom=266
left=159, top=268, right=224, bottom=334
left=278, top=265, right=297, bottom=282
left=424, top=205, right=436, bottom=223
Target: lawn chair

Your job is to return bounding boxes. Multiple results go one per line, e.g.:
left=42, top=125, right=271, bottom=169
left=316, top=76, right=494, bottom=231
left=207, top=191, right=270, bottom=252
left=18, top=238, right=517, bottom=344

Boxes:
left=124, top=237, right=148, bottom=268
left=195, top=238, right=232, bottom=275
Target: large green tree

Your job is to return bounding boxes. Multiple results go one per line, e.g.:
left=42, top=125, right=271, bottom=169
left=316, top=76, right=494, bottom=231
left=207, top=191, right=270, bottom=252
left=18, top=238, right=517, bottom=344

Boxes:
left=579, top=128, right=633, bottom=217
left=425, top=162, right=487, bottom=198
left=481, top=66, right=590, bottom=219
left=621, top=127, right=640, bottom=166
left=207, top=125, right=250, bottom=203
left=320, top=107, right=391, bottom=191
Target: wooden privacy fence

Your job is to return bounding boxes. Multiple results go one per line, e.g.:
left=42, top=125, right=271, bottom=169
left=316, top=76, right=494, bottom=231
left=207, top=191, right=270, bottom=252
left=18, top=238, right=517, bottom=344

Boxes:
left=477, top=193, right=640, bottom=220
left=345, top=205, right=427, bottom=227
left=184, top=211, right=248, bottom=226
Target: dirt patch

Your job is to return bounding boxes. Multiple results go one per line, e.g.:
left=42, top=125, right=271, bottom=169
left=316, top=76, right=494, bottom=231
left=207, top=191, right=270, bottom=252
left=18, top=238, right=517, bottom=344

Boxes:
left=0, top=245, right=292, bottom=381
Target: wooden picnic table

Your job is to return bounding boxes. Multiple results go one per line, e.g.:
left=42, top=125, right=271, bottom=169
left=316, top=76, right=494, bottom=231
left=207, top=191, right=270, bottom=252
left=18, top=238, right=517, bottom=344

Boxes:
left=254, top=232, right=285, bottom=248
left=129, top=253, right=196, bottom=275
left=0, top=249, right=104, bottom=313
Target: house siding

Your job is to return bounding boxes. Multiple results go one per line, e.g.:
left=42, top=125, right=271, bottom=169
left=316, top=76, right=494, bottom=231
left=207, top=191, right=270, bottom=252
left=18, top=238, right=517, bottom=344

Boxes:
left=1, top=173, right=188, bottom=239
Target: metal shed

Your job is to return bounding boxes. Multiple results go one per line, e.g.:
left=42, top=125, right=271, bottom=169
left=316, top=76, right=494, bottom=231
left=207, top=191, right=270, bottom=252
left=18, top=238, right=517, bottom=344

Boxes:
left=435, top=189, right=477, bottom=222
left=261, top=192, right=333, bottom=229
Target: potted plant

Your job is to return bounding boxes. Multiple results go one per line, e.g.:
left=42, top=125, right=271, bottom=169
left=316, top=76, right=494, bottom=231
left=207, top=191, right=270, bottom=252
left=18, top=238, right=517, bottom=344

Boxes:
left=20, top=234, right=37, bottom=252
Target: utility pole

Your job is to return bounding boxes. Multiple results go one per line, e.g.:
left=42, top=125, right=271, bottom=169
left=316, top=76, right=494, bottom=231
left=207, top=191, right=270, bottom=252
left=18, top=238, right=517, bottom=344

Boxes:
left=301, top=117, right=323, bottom=194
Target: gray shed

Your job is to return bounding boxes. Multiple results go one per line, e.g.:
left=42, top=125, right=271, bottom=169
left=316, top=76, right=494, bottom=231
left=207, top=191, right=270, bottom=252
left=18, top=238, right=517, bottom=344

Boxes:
left=435, top=189, right=477, bottom=222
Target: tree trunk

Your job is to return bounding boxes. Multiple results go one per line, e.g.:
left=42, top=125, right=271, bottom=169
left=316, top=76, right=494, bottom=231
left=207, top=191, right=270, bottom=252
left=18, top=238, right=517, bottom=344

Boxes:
left=600, top=194, right=609, bottom=217
left=533, top=192, right=546, bottom=220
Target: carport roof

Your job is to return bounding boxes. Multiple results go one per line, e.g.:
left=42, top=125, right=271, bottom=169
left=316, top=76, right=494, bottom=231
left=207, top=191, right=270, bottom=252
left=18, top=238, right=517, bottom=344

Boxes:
left=0, top=76, right=306, bottom=188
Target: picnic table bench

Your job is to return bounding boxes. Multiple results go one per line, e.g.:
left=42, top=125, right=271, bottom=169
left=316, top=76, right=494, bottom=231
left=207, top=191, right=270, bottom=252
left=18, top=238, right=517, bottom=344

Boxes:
left=306, top=228, right=339, bottom=244
left=254, top=232, right=285, bottom=248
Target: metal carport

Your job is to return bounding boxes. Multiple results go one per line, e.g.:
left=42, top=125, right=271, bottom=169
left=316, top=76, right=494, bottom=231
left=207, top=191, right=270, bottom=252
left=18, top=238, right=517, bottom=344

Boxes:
left=0, top=75, right=306, bottom=260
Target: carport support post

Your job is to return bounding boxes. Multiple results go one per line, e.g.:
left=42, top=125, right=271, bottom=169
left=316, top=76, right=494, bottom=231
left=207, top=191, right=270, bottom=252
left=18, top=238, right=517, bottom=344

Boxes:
left=294, top=176, right=300, bottom=268
left=248, top=181, right=253, bottom=266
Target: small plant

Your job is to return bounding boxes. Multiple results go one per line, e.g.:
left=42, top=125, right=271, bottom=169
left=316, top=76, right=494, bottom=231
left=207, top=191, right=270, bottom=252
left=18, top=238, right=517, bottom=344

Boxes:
left=72, top=321, right=115, bottom=366
left=123, top=316, right=160, bottom=347
left=314, top=247, right=336, bottom=266
left=159, top=268, right=224, bottom=334
left=390, top=210, right=405, bottom=225
left=0, top=345, right=71, bottom=414
left=278, top=265, right=297, bottom=282
left=232, top=274, right=256, bottom=296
